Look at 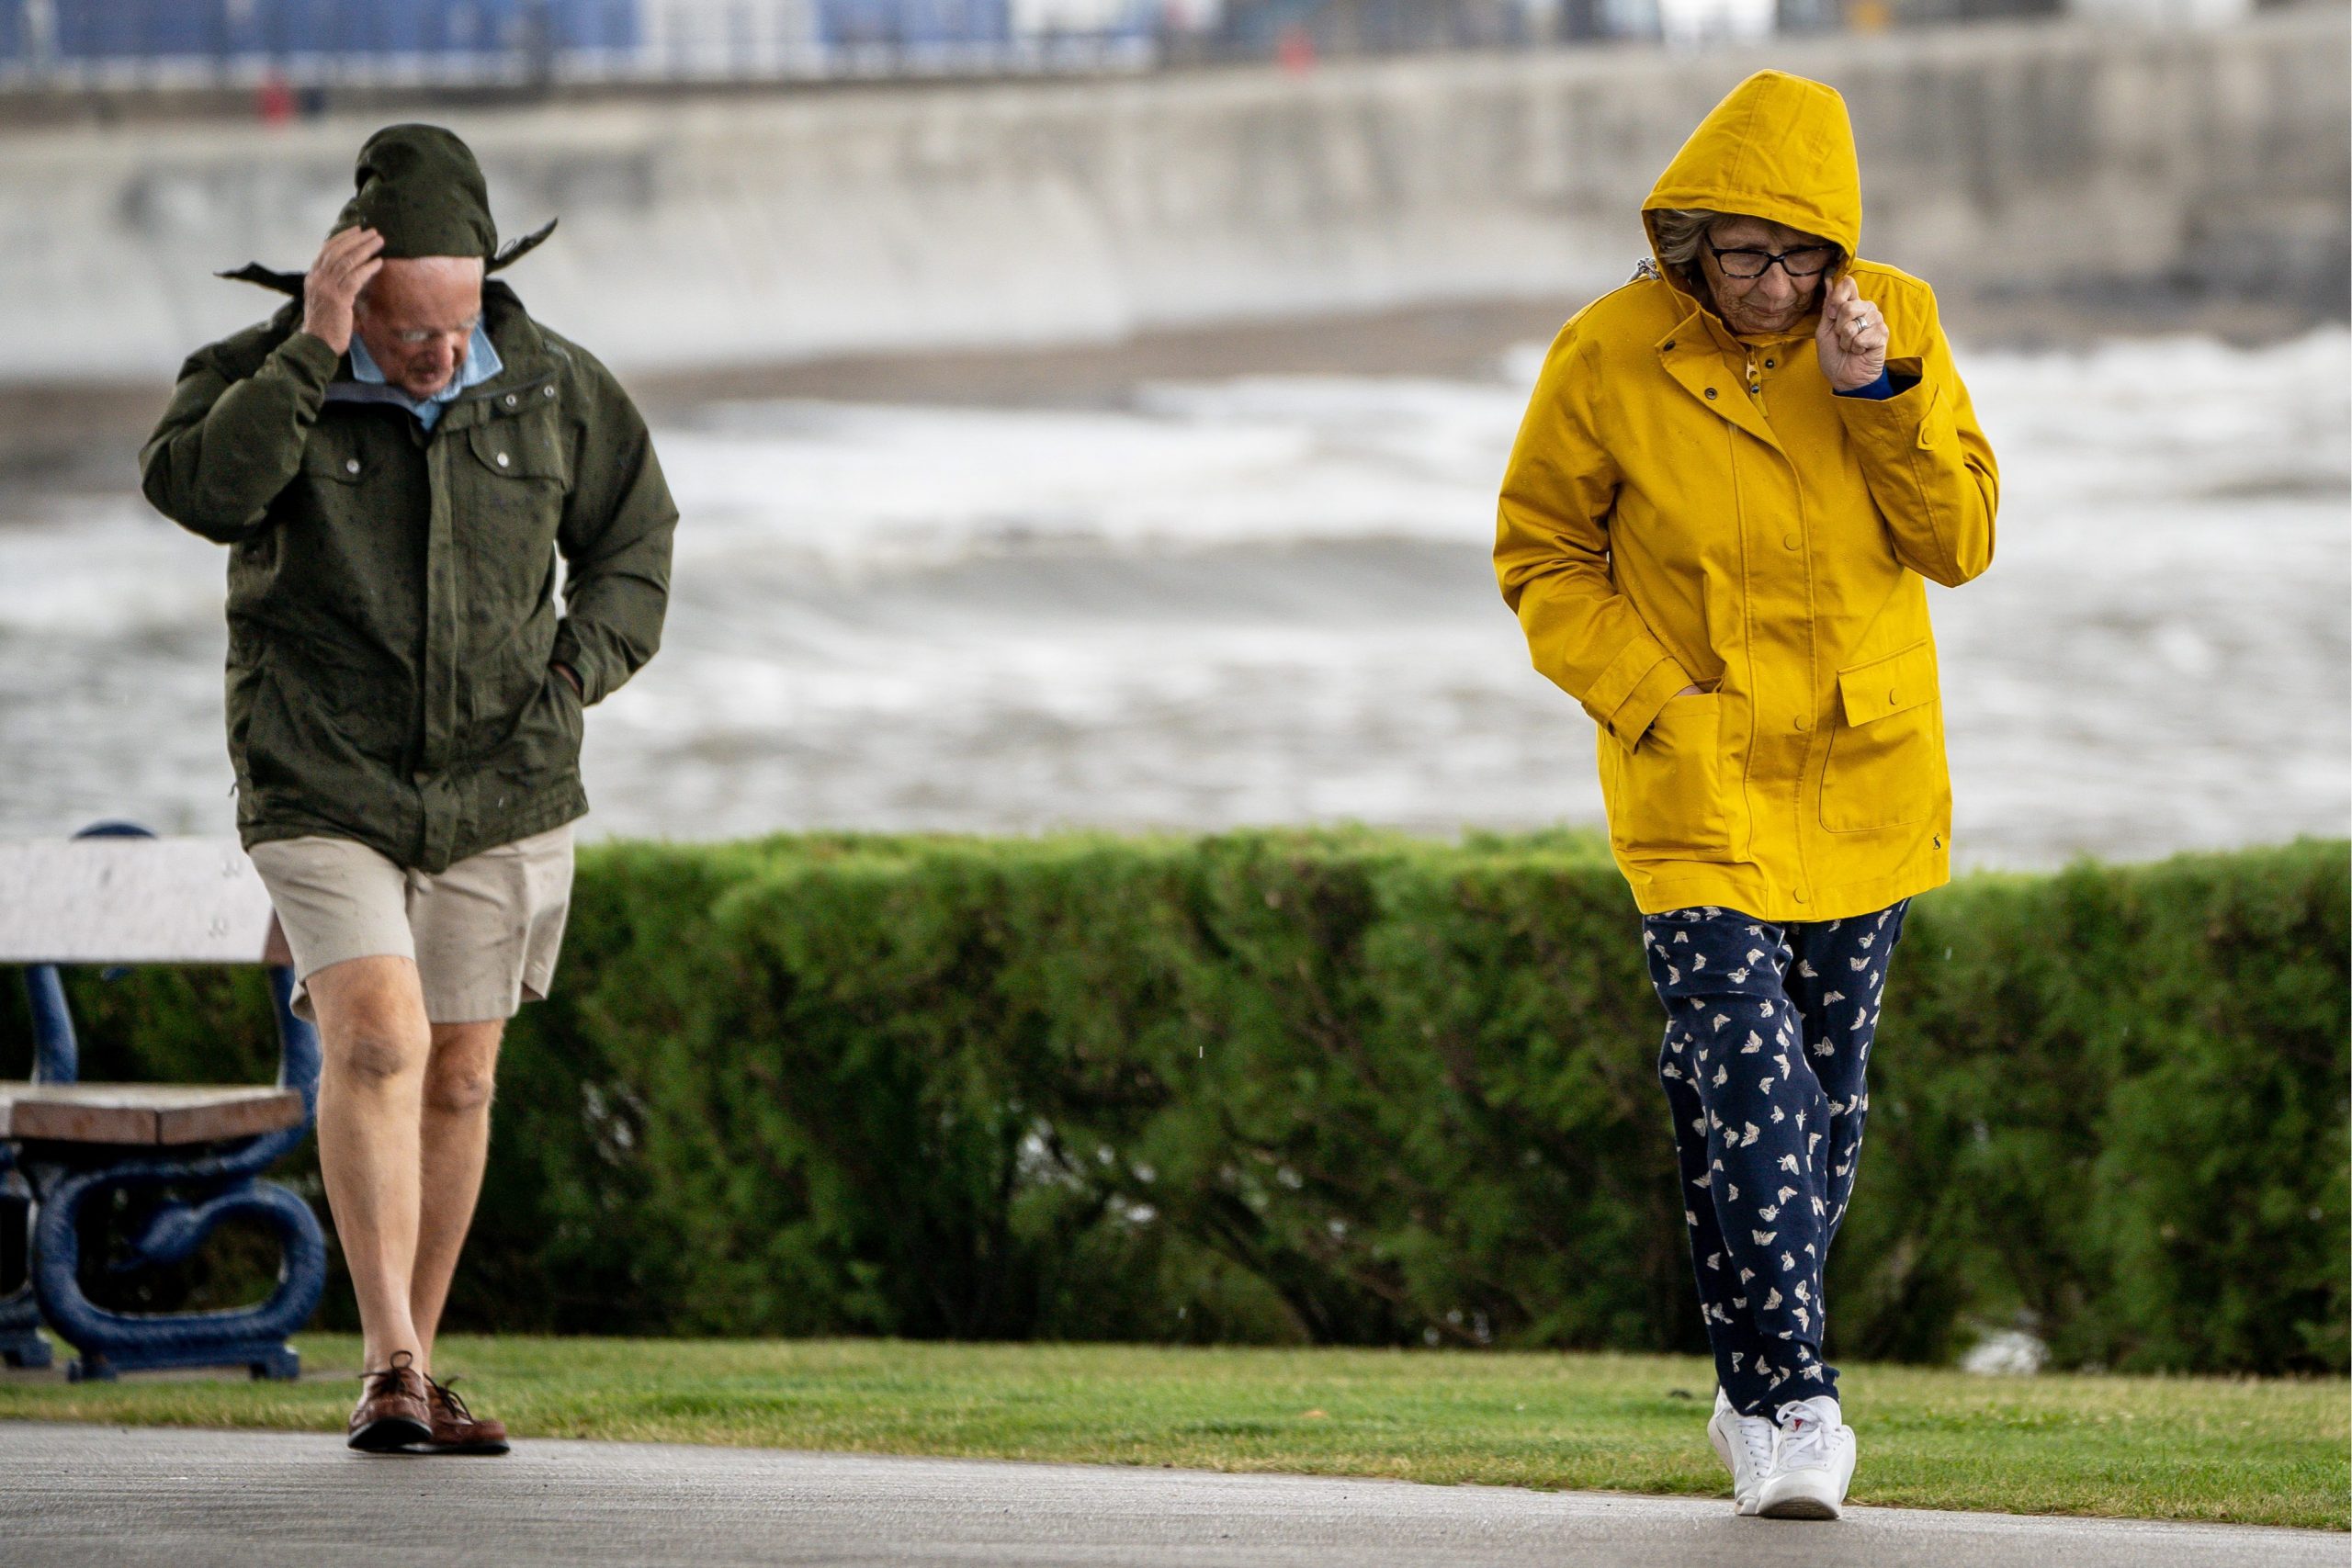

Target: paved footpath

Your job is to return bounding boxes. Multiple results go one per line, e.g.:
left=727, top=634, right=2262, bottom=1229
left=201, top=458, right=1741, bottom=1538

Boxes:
left=1, top=1422, right=2339, bottom=1568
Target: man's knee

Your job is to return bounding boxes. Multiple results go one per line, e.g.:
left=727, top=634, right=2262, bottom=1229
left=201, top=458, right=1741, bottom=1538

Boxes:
left=423, top=1064, right=496, bottom=1115
left=310, top=956, right=429, bottom=1086
left=328, top=1022, right=428, bottom=1086
left=423, top=1024, right=503, bottom=1115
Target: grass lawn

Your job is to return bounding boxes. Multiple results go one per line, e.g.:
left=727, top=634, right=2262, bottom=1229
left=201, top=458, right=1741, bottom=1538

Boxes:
left=0, top=1337, right=2341, bottom=1530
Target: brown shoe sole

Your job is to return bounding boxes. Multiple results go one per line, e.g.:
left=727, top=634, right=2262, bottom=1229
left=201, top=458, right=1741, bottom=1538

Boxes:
left=347, top=1414, right=432, bottom=1452
left=410, top=1432, right=511, bottom=1456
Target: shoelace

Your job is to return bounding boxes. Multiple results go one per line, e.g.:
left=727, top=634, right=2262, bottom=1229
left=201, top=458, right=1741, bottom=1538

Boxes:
left=1736, top=1414, right=1776, bottom=1472
left=361, top=1348, right=419, bottom=1402
left=1775, top=1403, right=1832, bottom=1469
left=425, top=1372, right=475, bottom=1424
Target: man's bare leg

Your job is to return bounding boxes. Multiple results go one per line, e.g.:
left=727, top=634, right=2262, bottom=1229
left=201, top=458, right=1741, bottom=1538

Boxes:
left=306, top=956, right=432, bottom=1374
left=411, top=1020, right=503, bottom=1373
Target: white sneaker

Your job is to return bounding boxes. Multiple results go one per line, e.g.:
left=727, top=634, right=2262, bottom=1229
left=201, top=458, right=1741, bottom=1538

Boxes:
left=1754, top=1395, right=1856, bottom=1520
left=1705, top=1388, right=1779, bottom=1516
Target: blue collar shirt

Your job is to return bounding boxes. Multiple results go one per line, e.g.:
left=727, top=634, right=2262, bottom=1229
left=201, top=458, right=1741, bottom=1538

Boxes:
left=346, top=321, right=503, bottom=431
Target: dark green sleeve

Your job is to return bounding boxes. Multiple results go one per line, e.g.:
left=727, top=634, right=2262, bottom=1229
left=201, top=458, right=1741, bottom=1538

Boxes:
left=550, top=367, right=678, bottom=705
left=138, top=330, right=340, bottom=544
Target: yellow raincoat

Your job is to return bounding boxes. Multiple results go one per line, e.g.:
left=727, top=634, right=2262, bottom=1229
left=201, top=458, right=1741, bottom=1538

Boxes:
left=1496, top=69, right=1997, bottom=921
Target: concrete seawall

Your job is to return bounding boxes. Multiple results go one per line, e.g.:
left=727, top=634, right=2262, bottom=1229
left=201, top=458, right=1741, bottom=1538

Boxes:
left=3, top=6, right=2343, bottom=382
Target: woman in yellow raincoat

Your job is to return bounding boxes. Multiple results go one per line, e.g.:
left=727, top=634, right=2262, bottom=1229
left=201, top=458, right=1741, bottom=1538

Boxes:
left=1495, top=70, right=1996, bottom=1520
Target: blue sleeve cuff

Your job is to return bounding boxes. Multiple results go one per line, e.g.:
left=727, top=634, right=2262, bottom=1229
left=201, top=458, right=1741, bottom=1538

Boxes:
left=1835, top=367, right=1922, bottom=401
left=1836, top=368, right=1896, bottom=400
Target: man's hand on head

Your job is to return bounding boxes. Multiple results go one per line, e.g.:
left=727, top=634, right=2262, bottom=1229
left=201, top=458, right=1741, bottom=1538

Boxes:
left=301, top=227, right=386, bottom=356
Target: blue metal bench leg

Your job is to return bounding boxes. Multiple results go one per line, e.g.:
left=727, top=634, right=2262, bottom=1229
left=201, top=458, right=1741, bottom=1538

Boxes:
left=0, top=1179, right=51, bottom=1369
left=0, top=1280, right=51, bottom=1370
left=31, top=1166, right=325, bottom=1382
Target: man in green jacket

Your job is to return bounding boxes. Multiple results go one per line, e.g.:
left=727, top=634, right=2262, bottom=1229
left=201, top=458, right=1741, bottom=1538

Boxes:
left=141, top=125, right=676, bottom=1454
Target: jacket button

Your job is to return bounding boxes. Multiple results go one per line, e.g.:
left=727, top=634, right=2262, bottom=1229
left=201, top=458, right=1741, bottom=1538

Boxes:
left=1764, top=358, right=1776, bottom=369
left=1889, top=688, right=1900, bottom=705
left=496, top=452, right=511, bottom=468
left=543, top=385, right=556, bottom=398
left=1782, top=533, right=1801, bottom=550
left=504, top=393, right=518, bottom=407
left=1793, top=714, right=1812, bottom=732
left=343, top=458, right=360, bottom=475
left=1793, top=889, right=1809, bottom=905
left=1704, top=388, right=1717, bottom=400
left=1663, top=340, right=1676, bottom=351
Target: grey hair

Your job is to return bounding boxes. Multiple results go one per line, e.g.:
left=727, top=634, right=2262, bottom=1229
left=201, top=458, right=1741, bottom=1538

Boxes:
left=1649, top=208, right=1724, bottom=276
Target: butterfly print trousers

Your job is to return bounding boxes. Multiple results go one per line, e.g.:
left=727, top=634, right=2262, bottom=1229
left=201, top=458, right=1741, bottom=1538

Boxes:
left=1641, top=899, right=1910, bottom=1416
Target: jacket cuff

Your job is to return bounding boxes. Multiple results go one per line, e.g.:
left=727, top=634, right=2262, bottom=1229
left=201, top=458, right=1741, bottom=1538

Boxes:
left=1593, top=651, right=1692, bottom=750
left=1834, top=367, right=1896, bottom=400
left=1831, top=356, right=1928, bottom=440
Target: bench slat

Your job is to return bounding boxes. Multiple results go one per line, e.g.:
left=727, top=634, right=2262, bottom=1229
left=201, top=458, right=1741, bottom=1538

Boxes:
left=0, top=839, right=277, bottom=964
left=0, top=1083, right=305, bottom=1145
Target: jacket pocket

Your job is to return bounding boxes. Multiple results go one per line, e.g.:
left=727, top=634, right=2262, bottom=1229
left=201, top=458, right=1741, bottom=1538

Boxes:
left=498, top=664, right=585, bottom=794
left=467, top=415, right=569, bottom=484
left=1821, top=640, right=1942, bottom=832
left=1607, top=692, right=1732, bottom=860
left=300, top=433, right=369, bottom=491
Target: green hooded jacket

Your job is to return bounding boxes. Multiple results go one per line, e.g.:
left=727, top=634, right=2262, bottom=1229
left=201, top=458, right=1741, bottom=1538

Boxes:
left=140, top=127, right=676, bottom=874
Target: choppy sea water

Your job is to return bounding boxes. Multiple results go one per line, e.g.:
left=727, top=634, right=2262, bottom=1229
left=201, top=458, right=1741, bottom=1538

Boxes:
left=4, top=331, right=2346, bottom=869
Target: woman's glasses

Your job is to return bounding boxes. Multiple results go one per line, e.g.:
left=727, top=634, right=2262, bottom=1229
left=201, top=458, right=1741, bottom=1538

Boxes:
left=1707, top=243, right=1837, bottom=280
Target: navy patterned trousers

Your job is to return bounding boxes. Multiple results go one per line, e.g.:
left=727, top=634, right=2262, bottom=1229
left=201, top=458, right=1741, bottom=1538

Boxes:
left=1642, top=899, right=1910, bottom=1416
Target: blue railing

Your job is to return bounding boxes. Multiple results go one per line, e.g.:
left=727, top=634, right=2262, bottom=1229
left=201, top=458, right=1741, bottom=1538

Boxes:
left=0, top=0, right=1165, bottom=83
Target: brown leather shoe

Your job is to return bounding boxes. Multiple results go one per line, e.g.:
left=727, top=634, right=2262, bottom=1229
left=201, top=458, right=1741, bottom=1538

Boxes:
left=347, top=1350, right=431, bottom=1452
left=418, top=1373, right=511, bottom=1456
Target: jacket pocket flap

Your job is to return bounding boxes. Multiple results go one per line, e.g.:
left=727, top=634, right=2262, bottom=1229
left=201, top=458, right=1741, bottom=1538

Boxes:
left=468, top=419, right=565, bottom=480
left=1837, top=640, right=1938, bottom=727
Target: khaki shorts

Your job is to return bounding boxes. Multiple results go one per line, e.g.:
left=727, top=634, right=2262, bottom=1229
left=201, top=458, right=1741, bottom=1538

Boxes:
left=248, top=825, right=575, bottom=1024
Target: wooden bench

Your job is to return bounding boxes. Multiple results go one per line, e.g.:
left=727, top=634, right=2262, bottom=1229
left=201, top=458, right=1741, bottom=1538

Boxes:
left=0, top=827, right=324, bottom=1382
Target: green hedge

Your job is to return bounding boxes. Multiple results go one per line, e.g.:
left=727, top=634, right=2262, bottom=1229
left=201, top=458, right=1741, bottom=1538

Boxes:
left=5, top=832, right=2344, bottom=1373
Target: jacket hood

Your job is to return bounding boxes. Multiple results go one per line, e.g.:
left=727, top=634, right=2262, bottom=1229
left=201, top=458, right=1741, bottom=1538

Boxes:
left=1642, top=71, right=1860, bottom=294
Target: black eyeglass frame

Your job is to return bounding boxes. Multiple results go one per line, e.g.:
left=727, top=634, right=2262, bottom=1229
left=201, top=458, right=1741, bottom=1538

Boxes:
left=1705, top=242, right=1839, bottom=280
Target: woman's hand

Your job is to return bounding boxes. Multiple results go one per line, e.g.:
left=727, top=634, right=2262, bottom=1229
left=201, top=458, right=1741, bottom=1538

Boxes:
left=1815, top=275, right=1888, bottom=391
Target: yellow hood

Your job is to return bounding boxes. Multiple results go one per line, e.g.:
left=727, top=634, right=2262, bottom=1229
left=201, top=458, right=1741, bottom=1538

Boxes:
left=1643, top=70, right=1860, bottom=275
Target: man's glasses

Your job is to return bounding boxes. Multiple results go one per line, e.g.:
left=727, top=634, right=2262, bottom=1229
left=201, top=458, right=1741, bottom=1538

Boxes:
left=1707, top=243, right=1837, bottom=280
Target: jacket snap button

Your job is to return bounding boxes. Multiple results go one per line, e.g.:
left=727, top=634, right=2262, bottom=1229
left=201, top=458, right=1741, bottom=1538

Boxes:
left=1889, top=688, right=1899, bottom=705
left=1704, top=388, right=1717, bottom=400
left=1782, top=533, right=1801, bottom=550
left=1765, top=359, right=1776, bottom=369
left=1793, top=714, right=1812, bottom=732
left=1793, top=889, right=1809, bottom=905
left=1663, top=340, right=1676, bottom=351
left=542, top=385, right=556, bottom=398
left=504, top=393, right=517, bottom=407
left=496, top=452, right=511, bottom=468
left=343, top=458, right=360, bottom=475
